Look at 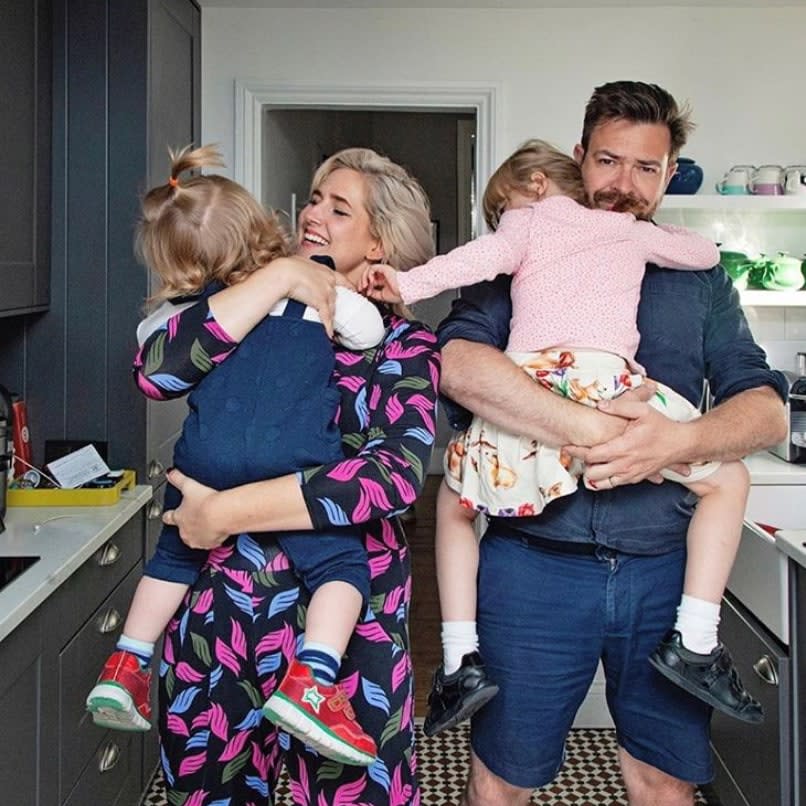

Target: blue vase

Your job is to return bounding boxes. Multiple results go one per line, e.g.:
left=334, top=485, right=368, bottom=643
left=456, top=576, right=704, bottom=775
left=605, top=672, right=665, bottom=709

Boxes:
left=666, top=157, right=704, bottom=195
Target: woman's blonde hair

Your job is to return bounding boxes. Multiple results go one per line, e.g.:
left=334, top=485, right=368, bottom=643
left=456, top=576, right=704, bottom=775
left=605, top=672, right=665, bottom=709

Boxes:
left=137, top=144, right=291, bottom=303
left=310, top=148, right=434, bottom=273
left=483, top=139, right=587, bottom=230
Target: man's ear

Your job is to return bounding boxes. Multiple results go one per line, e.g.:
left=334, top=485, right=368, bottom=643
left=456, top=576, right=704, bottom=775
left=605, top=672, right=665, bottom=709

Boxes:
left=573, top=144, right=584, bottom=165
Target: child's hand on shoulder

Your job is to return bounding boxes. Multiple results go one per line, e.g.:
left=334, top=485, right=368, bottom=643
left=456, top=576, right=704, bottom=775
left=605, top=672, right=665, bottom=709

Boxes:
left=361, top=263, right=403, bottom=304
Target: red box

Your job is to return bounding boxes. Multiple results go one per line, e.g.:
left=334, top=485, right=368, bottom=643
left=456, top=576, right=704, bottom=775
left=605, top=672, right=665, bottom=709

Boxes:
left=11, top=398, right=32, bottom=479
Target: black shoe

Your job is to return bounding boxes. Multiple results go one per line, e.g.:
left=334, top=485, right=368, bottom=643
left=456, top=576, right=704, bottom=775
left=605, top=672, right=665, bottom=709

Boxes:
left=423, top=651, right=499, bottom=737
left=649, top=630, right=764, bottom=724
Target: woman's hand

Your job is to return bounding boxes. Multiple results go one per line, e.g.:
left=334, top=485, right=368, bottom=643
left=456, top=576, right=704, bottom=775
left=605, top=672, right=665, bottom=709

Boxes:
left=161, top=469, right=230, bottom=549
left=271, top=256, right=354, bottom=338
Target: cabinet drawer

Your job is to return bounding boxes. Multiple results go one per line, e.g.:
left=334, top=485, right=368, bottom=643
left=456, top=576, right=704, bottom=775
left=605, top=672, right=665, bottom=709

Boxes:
left=711, top=593, right=793, bottom=806
left=59, top=562, right=141, bottom=801
left=62, top=732, right=142, bottom=806
left=52, top=513, right=142, bottom=646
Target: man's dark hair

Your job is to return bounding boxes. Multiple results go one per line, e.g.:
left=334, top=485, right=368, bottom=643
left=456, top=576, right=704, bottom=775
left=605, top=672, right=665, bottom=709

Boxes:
left=580, top=81, right=695, bottom=159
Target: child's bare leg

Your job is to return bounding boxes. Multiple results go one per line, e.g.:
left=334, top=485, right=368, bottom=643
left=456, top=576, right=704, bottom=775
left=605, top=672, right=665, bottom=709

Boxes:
left=123, top=576, right=190, bottom=643
left=675, top=460, right=749, bottom=652
left=424, top=479, right=499, bottom=737
left=301, top=579, right=363, bottom=661
left=651, top=459, right=762, bottom=722
left=436, top=479, right=482, bottom=672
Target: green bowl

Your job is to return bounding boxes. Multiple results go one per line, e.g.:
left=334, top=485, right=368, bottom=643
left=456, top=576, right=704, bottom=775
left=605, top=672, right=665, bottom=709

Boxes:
left=719, top=251, right=751, bottom=280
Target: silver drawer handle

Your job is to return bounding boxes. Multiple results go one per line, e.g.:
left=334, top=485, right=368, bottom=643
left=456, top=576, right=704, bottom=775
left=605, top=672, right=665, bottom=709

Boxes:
left=95, top=542, right=121, bottom=567
left=98, top=742, right=121, bottom=773
left=148, top=460, right=165, bottom=479
left=96, top=608, right=122, bottom=634
left=147, top=500, right=163, bottom=520
left=752, top=655, right=779, bottom=686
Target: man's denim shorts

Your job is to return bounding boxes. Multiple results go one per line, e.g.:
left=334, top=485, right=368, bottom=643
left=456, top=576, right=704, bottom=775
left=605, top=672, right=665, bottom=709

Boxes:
left=470, top=529, right=713, bottom=789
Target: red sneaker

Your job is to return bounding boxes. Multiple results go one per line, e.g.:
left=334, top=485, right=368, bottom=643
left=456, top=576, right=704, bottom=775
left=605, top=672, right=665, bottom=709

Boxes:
left=86, top=650, right=152, bottom=731
left=262, top=659, right=377, bottom=766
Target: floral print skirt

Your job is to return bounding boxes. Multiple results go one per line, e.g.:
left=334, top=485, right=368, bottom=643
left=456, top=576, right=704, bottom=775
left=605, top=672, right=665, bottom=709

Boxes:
left=443, top=349, right=717, bottom=516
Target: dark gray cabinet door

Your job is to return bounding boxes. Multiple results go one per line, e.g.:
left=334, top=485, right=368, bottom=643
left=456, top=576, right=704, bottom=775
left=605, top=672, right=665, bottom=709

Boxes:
left=0, top=0, right=51, bottom=316
left=0, top=611, right=43, bottom=806
left=711, top=593, right=793, bottom=806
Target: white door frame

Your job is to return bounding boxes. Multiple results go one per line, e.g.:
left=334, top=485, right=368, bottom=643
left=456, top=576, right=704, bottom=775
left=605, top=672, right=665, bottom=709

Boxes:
left=233, top=79, right=500, bottom=238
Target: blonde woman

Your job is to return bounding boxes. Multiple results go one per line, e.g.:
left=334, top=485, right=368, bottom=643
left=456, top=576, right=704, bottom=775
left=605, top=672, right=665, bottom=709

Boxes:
left=116, top=148, right=439, bottom=805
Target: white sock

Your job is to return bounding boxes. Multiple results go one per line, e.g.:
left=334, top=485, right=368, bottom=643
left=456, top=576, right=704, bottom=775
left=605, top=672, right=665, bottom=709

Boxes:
left=441, top=621, right=478, bottom=674
left=673, top=594, right=721, bottom=654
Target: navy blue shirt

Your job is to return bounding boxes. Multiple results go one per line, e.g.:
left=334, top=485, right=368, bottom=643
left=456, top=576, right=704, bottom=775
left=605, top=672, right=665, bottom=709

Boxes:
left=436, top=265, right=788, bottom=555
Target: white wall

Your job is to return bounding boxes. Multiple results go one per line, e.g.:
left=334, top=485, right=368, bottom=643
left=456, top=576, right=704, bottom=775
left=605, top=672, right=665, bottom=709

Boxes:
left=201, top=6, right=806, bottom=183
left=201, top=5, right=806, bottom=372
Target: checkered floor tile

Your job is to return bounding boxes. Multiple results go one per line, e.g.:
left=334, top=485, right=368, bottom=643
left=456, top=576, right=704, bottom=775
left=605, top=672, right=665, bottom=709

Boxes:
left=141, top=725, right=713, bottom=805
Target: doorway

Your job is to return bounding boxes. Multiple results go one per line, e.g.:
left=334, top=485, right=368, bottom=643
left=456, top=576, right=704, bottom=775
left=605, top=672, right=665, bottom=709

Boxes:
left=261, top=107, right=475, bottom=338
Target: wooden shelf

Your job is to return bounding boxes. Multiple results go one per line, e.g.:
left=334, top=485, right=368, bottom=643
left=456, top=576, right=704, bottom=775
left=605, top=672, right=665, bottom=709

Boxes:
left=661, top=194, right=806, bottom=211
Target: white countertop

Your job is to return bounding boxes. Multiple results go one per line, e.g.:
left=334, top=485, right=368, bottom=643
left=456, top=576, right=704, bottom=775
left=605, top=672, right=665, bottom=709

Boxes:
left=775, top=529, right=806, bottom=570
left=743, top=451, right=806, bottom=485
left=0, top=485, right=152, bottom=642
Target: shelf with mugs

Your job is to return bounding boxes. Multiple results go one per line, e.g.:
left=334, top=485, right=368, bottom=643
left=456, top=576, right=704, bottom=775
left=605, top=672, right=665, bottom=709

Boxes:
left=661, top=194, right=806, bottom=212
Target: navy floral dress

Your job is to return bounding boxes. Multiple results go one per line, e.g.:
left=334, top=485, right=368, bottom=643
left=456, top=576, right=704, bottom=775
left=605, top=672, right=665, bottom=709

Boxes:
left=135, top=299, right=440, bottom=805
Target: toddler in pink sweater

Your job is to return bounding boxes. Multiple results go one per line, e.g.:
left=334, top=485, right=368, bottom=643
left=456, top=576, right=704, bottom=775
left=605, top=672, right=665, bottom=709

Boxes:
left=364, top=139, right=761, bottom=735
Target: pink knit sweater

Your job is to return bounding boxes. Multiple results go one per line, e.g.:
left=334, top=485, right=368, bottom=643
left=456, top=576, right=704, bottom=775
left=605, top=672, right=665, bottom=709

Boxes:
left=398, top=195, right=719, bottom=361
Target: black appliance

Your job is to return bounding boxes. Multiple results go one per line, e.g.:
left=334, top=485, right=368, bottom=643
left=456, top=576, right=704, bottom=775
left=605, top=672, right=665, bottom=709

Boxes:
left=769, top=353, right=806, bottom=464
left=0, top=384, right=13, bottom=534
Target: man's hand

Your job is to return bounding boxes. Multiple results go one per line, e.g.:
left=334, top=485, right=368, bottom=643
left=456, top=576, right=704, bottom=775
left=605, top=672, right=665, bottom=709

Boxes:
left=565, top=392, right=691, bottom=487
left=161, top=468, right=229, bottom=549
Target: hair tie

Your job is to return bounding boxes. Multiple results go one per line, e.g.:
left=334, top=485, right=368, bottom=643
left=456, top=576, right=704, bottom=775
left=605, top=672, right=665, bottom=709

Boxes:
left=168, top=176, right=179, bottom=188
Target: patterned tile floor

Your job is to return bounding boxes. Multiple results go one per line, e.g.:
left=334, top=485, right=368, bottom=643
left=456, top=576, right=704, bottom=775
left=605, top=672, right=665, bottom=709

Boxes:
left=142, top=724, right=713, bottom=805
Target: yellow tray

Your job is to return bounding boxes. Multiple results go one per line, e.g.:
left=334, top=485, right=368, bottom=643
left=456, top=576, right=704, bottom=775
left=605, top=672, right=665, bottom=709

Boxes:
left=7, top=469, right=136, bottom=507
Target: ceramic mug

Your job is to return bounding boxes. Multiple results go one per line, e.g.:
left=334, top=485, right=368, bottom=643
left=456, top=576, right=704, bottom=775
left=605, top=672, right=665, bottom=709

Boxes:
left=784, top=165, right=806, bottom=195
left=716, top=165, right=754, bottom=194
left=750, top=164, right=785, bottom=195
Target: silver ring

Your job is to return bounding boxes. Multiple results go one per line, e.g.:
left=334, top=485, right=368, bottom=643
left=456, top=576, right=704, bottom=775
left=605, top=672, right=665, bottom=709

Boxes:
left=609, top=475, right=616, bottom=487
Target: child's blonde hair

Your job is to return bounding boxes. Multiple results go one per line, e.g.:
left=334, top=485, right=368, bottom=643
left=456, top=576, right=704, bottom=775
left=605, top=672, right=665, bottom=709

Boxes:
left=482, top=139, right=587, bottom=231
left=137, top=144, right=291, bottom=302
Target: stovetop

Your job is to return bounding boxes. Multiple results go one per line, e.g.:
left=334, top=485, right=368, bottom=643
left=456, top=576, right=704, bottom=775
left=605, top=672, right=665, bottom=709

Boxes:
left=0, top=556, right=40, bottom=593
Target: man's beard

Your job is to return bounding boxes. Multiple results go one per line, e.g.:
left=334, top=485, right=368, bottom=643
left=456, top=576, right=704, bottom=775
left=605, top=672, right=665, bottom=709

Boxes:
left=592, top=189, right=654, bottom=220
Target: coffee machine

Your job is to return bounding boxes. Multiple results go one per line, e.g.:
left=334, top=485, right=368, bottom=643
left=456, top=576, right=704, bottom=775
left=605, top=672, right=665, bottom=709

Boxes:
left=769, top=353, right=806, bottom=463
left=0, top=384, right=13, bottom=533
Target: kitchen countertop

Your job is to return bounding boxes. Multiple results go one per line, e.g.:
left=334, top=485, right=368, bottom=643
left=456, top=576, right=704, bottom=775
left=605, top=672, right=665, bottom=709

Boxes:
left=0, top=452, right=800, bottom=645
left=775, top=529, right=806, bottom=570
left=0, top=484, right=152, bottom=642
left=743, top=451, right=806, bottom=484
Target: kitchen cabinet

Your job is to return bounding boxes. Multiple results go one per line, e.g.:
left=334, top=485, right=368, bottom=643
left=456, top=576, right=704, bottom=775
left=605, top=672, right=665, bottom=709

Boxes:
left=12, top=0, right=200, bottom=572
left=658, top=194, right=806, bottom=307
left=710, top=592, right=793, bottom=806
left=0, top=0, right=52, bottom=316
left=0, top=610, right=43, bottom=805
left=0, top=495, right=150, bottom=806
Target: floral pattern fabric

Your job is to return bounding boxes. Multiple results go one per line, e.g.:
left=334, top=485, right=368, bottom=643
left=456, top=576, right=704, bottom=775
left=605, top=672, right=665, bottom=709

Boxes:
left=136, top=301, right=440, bottom=805
left=443, top=348, right=710, bottom=517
